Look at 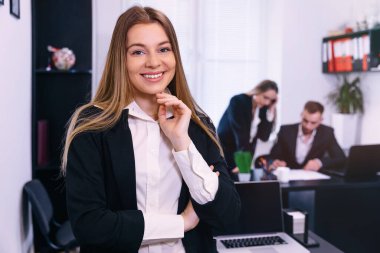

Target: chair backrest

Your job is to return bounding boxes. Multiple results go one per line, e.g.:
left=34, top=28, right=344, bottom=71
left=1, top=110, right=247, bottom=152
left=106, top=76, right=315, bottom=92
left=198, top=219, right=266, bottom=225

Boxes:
left=23, top=179, right=54, bottom=237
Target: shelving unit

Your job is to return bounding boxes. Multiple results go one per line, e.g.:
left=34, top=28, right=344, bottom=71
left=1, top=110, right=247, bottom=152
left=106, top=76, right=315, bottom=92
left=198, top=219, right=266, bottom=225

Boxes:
left=322, top=28, right=380, bottom=73
left=31, top=0, right=92, bottom=250
left=35, top=69, right=92, bottom=74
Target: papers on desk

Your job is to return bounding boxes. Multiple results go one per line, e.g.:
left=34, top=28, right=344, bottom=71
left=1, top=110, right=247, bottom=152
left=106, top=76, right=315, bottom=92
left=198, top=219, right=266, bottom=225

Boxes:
left=273, top=169, right=331, bottom=181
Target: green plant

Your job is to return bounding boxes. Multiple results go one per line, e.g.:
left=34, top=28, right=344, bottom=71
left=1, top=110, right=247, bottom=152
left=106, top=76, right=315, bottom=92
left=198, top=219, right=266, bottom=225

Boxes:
left=328, top=75, right=364, bottom=114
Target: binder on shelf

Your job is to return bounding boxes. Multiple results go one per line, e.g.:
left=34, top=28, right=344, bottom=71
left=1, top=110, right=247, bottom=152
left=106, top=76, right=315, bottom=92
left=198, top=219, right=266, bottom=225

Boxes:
left=333, top=38, right=353, bottom=72
left=352, top=36, right=362, bottom=71
left=322, top=28, right=380, bottom=73
left=333, top=39, right=343, bottom=71
left=370, top=29, right=380, bottom=70
left=37, top=120, right=49, bottom=167
left=362, top=34, right=370, bottom=71
left=327, top=40, right=335, bottom=72
left=322, top=42, right=328, bottom=73
left=344, top=38, right=353, bottom=72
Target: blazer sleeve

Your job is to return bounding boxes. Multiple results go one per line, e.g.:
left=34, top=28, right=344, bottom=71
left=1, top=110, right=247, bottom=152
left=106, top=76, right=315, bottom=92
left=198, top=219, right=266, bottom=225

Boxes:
left=256, top=107, right=274, bottom=141
left=227, top=96, right=252, bottom=151
left=269, top=126, right=286, bottom=161
left=320, top=129, right=347, bottom=169
left=66, top=132, right=144, bottom=252
left=190, top=121, right=241, bottom=233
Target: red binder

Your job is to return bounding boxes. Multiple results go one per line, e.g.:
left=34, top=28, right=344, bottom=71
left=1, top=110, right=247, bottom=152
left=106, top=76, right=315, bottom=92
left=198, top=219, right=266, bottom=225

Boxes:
left=362, top=35, right=370, bottom=71
left=328, top=40, right=335, bottom=72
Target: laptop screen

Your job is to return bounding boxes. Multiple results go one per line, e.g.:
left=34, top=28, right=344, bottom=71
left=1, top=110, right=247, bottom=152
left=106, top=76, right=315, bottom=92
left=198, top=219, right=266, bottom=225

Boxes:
left=347, top=144, right=380, bottom=175
left=221, top=181, right=284, bottom=235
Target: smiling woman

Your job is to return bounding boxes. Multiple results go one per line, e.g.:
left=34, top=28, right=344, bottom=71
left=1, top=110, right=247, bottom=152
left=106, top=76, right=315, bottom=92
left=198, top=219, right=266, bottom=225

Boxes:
left=61, top=5, right=240, bottom=253
left=126, top=23, right=176, bottom=103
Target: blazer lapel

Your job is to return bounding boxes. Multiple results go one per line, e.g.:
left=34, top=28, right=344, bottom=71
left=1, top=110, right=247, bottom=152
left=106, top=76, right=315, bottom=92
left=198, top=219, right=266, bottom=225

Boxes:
left=289, top=125, right=299, bottom=163
left=106, top=109, right=138, bottom=210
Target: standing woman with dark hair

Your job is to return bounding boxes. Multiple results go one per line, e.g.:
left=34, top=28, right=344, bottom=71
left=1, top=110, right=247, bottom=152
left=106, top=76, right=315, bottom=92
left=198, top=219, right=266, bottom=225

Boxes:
left=217, top=80, right=279, bottom=179
left=61, top=6, right=240, bottom=253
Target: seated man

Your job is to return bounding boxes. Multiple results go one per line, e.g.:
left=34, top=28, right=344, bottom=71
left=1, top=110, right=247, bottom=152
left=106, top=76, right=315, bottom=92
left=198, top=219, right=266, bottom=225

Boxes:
left=269, top=101, right=346, bottom=171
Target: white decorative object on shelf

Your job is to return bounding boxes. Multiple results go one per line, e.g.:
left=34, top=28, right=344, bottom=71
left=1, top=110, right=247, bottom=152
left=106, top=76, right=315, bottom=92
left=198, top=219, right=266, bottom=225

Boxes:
left=47, top=45, right=76, bottom=70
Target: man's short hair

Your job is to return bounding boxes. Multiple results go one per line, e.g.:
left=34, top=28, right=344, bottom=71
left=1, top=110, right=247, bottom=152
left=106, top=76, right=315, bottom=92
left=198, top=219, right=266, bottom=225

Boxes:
left=304, top=101, right=324, bottom=114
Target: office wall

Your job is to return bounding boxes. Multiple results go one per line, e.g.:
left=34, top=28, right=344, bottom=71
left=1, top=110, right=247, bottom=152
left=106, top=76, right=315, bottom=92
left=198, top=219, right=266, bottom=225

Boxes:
left=93, top=0, right=380, bottom=144
left=92, top=0, right=122, bottom=96
left=92, top=0, right=272, bottom=124
left=360, top=74, right=380, bottom=144
left=278, top=0, right=380, bottom=144
left=0, top=1, right=33, bottom=253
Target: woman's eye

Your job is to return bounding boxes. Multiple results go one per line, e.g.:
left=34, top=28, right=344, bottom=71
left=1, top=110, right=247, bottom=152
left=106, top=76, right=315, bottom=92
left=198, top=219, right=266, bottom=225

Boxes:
left=160, top=47, right=171, bottom=53
left=131, top=50, right=145, bottom=55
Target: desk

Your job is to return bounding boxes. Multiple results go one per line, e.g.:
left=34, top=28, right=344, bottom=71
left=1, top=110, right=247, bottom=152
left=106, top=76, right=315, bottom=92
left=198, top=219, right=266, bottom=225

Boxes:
left=250, top=169, right=380, bottom=191
left=248, top=169, right=380, bottom=253
left=308, top=231, right=344, bottom=253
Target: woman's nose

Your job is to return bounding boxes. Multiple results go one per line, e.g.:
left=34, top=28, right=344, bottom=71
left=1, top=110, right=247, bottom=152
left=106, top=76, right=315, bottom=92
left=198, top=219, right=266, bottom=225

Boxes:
left=145, top=53, right=160, bottom=68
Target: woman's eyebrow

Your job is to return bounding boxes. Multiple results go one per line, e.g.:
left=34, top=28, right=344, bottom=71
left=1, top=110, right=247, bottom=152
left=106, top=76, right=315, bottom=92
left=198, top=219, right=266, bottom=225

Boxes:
left=126, top=43, right=145, bottom=50
left=158, top=41, right=171, bottom=45
left=127, top=41, right=171, bottom=50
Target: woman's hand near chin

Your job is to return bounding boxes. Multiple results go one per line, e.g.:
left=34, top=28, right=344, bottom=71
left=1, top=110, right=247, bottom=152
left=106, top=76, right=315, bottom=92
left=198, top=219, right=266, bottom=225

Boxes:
left=156, top=92, right=192, bottom=151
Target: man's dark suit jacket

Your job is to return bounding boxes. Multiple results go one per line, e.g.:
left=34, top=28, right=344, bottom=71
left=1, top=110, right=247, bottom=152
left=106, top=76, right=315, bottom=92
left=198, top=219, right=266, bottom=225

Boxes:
left=217, top=94, right=274, bottom=170
left=66, top=107, right=241, bottom=253
left=269, top=123, right=346, bottom=169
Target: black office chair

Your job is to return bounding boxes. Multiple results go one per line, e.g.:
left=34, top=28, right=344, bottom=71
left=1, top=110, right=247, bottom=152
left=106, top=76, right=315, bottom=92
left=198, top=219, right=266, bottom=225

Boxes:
left=23, top=179, right=78, bottom=253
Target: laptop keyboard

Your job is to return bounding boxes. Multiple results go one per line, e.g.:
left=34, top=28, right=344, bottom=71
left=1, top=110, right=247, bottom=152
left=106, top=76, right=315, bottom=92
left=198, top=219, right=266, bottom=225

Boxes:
left=221, top=235, right=287, bottom=248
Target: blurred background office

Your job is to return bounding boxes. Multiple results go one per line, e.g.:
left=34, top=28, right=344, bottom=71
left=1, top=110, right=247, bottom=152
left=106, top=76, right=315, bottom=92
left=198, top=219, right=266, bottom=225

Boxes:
left=1, top=0, right=380, bottom=252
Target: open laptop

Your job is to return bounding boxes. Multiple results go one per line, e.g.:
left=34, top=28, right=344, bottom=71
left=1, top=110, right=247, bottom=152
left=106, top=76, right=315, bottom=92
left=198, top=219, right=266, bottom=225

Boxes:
left=214, top=181, right=309, bottom=253
left=322, top=144, right=380, bottom=178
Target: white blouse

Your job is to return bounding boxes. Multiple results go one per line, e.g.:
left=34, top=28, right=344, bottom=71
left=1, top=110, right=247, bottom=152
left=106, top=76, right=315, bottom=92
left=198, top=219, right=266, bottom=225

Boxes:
left=126, top=101, right=219, bottom=253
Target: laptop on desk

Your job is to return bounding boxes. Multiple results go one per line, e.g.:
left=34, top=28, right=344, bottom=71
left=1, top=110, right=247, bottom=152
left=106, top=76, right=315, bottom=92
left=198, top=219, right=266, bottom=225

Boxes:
left=322, top=144, right=380, bottom=179
left=214, top=181, right=309, bottom=253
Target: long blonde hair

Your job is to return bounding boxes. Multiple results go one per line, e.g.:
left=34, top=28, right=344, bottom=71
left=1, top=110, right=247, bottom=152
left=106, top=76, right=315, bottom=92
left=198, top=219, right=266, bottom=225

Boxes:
left=61, top=6, right=221, bottom=172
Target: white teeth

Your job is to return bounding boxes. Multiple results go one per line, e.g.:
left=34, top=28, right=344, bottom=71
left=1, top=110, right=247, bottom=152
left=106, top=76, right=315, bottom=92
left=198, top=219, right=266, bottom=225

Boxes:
left=143, top=73, right=163, bottom=79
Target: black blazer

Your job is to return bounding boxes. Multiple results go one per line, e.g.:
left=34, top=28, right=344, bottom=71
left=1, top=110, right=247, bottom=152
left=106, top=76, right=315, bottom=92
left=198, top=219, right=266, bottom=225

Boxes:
left=66, top=108, right=241, bottom=253
left=269, top=123, right=346, bottom=169
left=217, top=94, right=274, bottom=169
